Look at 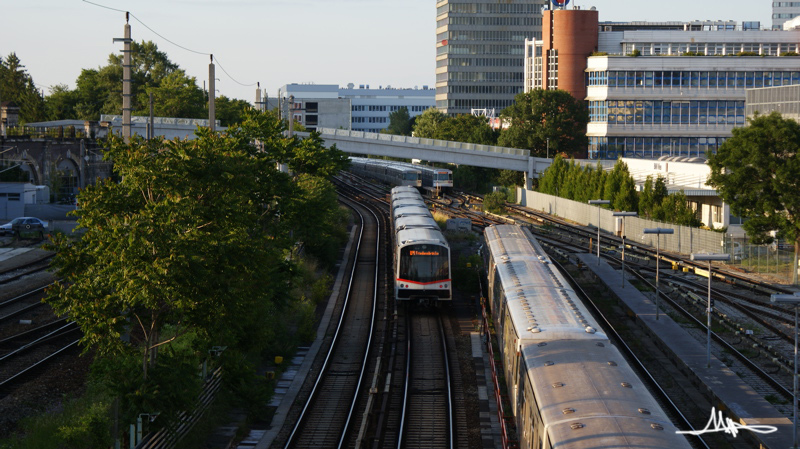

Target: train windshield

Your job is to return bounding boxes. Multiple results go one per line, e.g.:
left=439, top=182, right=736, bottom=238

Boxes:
left=399, top=244, right=450, bottom=283
left=435, top=172, right=452, bottom=182
left=404, top=172, right=421, bottom=181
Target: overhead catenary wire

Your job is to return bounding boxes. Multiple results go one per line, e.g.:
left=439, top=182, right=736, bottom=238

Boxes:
left=81, top=0, right=258, bottom=89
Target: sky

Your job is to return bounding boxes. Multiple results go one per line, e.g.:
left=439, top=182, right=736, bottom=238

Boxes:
left=0, top=1, right=774, bottom=104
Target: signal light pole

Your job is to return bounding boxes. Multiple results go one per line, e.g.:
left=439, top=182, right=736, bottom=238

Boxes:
left=588, top=199, right=610, bottom=264
left=612, top=211, right=637, bottom=288
left=644, top=227, right=674, bottom=320
left=690, top=253, right=730, bottom=368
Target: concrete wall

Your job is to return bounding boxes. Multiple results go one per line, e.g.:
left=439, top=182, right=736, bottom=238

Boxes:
left=517, top=187, right=731, bottom=256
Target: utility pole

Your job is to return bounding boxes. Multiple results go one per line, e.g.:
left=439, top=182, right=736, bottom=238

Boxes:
left=113, top=13, right=133, bottom=143
left=148, top=93, right=154, bottom=139
left=208, top=55, right=216, bottom=132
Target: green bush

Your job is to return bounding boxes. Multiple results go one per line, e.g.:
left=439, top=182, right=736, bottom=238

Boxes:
left=483, top=191, right=507, bottom=214
left=58, top=402, right=112, bottom=449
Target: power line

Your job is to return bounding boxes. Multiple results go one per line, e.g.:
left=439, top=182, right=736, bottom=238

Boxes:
left=213, top=56, right=258, bottom=87
left=81, top=0, right=258, bottom=89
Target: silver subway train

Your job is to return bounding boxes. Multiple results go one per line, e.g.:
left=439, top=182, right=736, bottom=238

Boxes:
left=484, top=225, right=693, bottom=449
left=349, top=157, right=452, bottom=192
left=349, top=157, right=422, bottom=188
left=391, top=188, right=451, bottom=304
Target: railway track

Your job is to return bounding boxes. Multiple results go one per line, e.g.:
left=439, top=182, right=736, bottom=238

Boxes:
left=282, top=194, right=385, bottom=449
left=399, top=310, right=453, bottom=449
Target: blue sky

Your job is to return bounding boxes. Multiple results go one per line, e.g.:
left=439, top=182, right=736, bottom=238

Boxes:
left=0, top=1, right=773, bottom=103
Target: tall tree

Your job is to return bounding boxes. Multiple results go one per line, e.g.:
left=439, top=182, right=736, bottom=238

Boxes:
left=214, top=95, right=252, bottom=127
left=412, top=107, right=447, bottom=138
left=0, top=53, right=47, bottom=123
left=436, top=114, right=497, bottom=145
left=497, top=89, right=589, bottom=158
left=386, top=106, right=414, bottom=136
left=44, top=109, right=349, bottom=426
left=707, top=111, right=800, bottom=281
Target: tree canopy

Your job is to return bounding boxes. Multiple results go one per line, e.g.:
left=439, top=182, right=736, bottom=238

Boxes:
left=0, top=53, right=47, bottom=123
left=539, top=156, right=700, bottom=227
left=45, top=109, right=349, bottom=427
left=2, top=45, right=252, bottom=125
left=385, top=106, right=414, bottom=136
left=498, top=89, right=589, bottom=159
left=707, top=111, right=800, bottom=258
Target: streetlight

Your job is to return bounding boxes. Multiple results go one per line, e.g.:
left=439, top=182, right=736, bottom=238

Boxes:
left=771, top=291, right=800, bottom=449
left=588, top=199, right=610, bottom=265
left=644, top=228, right=674, bottom=320
left=613, top=211, right=638, bottom=288
left=690, top=253, right=730, bottom=369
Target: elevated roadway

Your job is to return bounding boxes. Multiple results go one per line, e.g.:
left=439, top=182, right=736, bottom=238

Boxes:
left=297, top=128, right=551, bottom=186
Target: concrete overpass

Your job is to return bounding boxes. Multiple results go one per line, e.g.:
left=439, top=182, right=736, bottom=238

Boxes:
left=297, top=127, right=551, bottom=187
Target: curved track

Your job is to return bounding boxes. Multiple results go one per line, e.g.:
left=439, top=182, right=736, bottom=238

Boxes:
left=284, top=197, right=382, bottom=449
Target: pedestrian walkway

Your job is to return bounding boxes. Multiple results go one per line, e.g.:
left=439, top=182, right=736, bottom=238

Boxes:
left=576, top=252, right=793, bottom=449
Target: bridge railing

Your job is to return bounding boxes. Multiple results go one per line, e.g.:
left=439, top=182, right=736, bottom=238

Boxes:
left=316, top=127, right=530, bottom=157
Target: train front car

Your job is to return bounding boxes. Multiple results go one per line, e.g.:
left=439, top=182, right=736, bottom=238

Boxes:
left=483, top=225, right=692, bottom=449
left=395, top=227, right=451, bottom=303
left=419, top=165, right=454, bottom=194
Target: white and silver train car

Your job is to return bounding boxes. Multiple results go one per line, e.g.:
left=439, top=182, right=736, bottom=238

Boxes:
left=391, top=189, right=451, bottom=303
left=349, top=157, right=422, bottom=188
left=484, top=225, right=692, bottom=449
left=416, top=164, right=453, bottom=192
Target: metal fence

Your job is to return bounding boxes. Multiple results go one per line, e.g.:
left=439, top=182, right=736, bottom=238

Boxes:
left=516, top=188, right=799, bottom=284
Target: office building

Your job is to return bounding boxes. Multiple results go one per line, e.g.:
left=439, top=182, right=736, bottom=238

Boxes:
left=773, top=1, right=800, bottom=29
left=435, top=0, right=544, bottom=115
left=278, top=84, right=435, bottom=133
left=525, top=11, right=800, bottom=160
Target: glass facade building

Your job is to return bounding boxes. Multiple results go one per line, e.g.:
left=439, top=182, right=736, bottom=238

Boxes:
left=524, top=17, right=800, bottom=160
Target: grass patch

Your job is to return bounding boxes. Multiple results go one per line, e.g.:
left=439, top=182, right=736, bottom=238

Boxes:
left=0, top=384, right=112, bottom=449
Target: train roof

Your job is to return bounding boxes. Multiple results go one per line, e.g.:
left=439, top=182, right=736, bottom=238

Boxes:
left=396, top=227, right=448, bottom=247
left=416, top=165, right=452, bottom=174
left=521, top=339, right=691, bottom=449
left=484, top=225, right=606, bottom=341
left=394, top=215, right=439, bottom=232
left=393, top=206, right=430, bottom=219
left=391, top=186, right=419, bottom=195
left=391, top=193, right=423, bottom=203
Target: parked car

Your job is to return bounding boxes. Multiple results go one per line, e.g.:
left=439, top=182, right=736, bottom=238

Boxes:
left=0, top=217, right=49, bottom=238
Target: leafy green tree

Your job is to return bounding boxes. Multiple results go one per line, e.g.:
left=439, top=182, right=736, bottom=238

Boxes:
left=45, top=84, right=79, bottom=120
left=145, top=70, right=205, bottom=119
left=483, top=191, right=507, bottom=214
left=496, top=169, right=524, bottom=188
left=538, top=154, right=569, bottom=196
left=386, top=106, right=414, bottom=136
left=658, top=190, right=701, bottom=227
left=639, top=175, right=668, bottom=219
left=436, top=114, right=498, bottom=145
left=707, top=111, right=800, bottom=279
left=0, top=52, right=47, bottom=123
left=44, top=109, right=349, bottom=426
left=412, top=107, right=447, bottom=138
left=497, top=89, right=589, bottom=158
left=214, top=95, right=252, bottom=127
